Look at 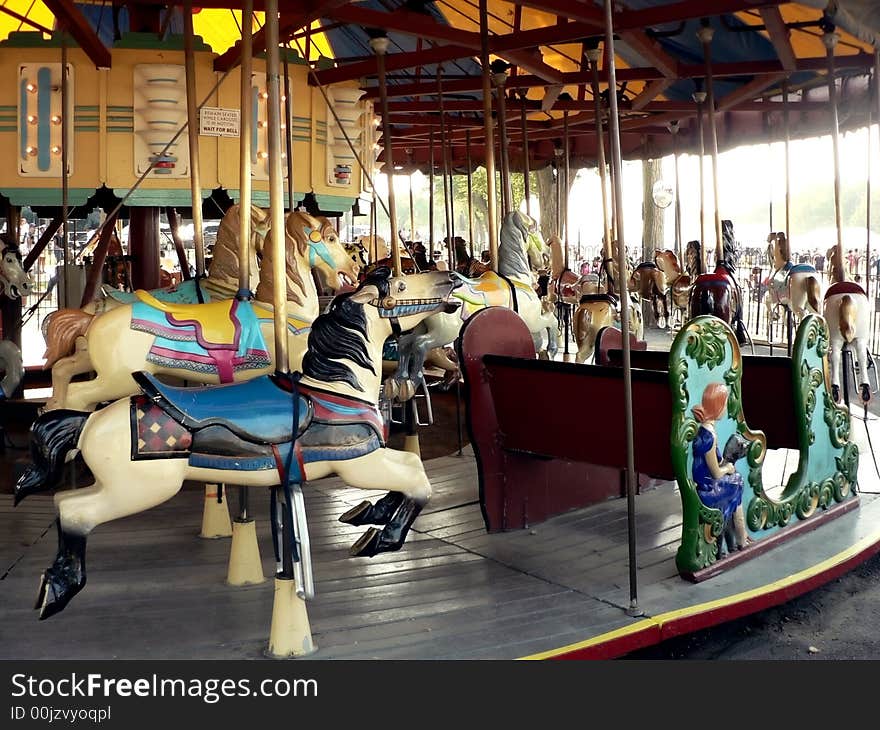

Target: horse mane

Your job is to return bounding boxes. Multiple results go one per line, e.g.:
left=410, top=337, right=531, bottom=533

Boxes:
left=775, top=232, right=790, bottom=263
left=498, top=211, right=531, bottom=278
left=209, top=204, right=269, bottom=292
left=302, top=269, right=391, bottom=392
left=721, top=220, right=740, bottom=271
left=255, top=210, right=322, bottom=305
left=548, top=234, right=565, bottom=279
left=686, top=240, right=703, bottom=276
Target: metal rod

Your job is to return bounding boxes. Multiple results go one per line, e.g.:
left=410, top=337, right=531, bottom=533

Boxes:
left=283, top=49, right=295, bottom=213
left=563, top=108, right=570, bottom=270
left=79, top=211, right=119, bottom=307
left=783, top=78, right=791, bottom=241
left=479, top=0, right=498, bottom=270
left=588, top=51, right=613, bottom=261
left=870, top=50, right=879, bottom=296
left=670, top=122, right=683, bottom=263
left=447, top=115, right=456, bottom=270
left=823, top=29, right=844, bottom=281
left=495, top=73, right=512, bottom=216
left=265, top=0, right=288, bottom=374
left=698, top=25, right=723, bottom=263
left=238, top=0, right=254, bottom=298
left=408, top=172, right=415, bottom=244
left=466, top=129, right=475, bottom=257
left=429, top=130, right=435, bottom=260
left=61, top=38, right=70, bottom=309
left=694, top=88, right=707, bottom=269
left=603, top=0, right=640, bottom=617
left=438, top=68, right=454, bottom=268
left=521, top=97, right=531, bottom=217
left=183, top=2, right=205, bottom=278
left=165, top=207, right=191, bottom=280
left=372, top=36, right=401, bottom=277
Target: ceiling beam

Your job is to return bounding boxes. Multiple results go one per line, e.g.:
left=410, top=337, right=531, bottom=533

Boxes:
left=615, top=0, right=785, bottom=31
left=629, top=79, right=674, bottom=110
left=759, top=7, right=797, bottom=72
left=43, top=0, right=112, bottom=68
left=510, top=0, right=604, bottom=27
left=716, top=72, right=787, bottom=111
left=314, top=44, right=476, bottom=85
left=619, top=31, right=678, bottom=78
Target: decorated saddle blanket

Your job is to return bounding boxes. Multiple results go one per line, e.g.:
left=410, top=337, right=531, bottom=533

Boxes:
left=105, top=278, right=210, bottom=305
left=825, top=281, right=866, bottom=299
left=130, top=373, right=386, bottom=483
left=130, top=293, right=271, bottom=383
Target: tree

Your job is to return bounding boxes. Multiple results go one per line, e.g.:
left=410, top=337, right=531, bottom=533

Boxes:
left=641, top=157, right=665, bottom=327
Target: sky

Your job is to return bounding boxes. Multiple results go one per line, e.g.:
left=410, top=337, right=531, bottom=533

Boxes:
left=365, top=123, right=880, bottom=261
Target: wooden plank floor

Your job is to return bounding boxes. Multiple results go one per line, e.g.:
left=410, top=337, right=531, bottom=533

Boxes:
left=3, top=418, right=880, bottom=659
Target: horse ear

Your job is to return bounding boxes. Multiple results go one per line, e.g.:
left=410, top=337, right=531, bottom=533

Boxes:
left=349, top=285, right=379, bottom=304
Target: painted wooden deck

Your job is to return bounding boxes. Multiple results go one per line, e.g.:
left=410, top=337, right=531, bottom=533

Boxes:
left=2, top=410, right=880, bottom=660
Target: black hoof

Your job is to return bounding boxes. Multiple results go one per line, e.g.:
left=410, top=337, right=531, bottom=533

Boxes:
left=348, top=499, right=423, bottom=557
left=861, top=384, right=872, bottom=404
left=832, top=384, right=840, bottom=403
left=349, top=528, right=384, bottom=557
left=36, top=527, right=87, bottom=620
left=339, top=491, right=405, bottom=527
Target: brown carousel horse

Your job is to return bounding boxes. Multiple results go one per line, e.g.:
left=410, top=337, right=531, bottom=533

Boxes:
left=452, top=236, right=489, bottom=278
left=688, top=220, right=751, bottom=347
left=629, top=241, right=701, bottom=329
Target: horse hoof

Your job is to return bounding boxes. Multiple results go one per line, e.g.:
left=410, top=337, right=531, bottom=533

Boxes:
left=382, top=379, right=399, bottom=401
left=398, top=381, right=415, bottom=402
left=861, top=384, right=872, bottom=404
left=349, top=528, right=383, bottom=557
left=36, top=564, right=86, bottom=620
left=34, top=572, right=48, bottom=610
left=339, top=492, right=405, bottom=527
left=339, top=501, right=373, bottom=526
left=832, top=384, right=841, bottom=403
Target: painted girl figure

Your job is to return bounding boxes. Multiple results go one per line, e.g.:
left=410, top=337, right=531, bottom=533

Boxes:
left=692, top=382, right=750, bottom=553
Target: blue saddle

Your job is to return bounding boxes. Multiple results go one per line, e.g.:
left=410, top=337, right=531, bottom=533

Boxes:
left=106, top=278, right=210, bottom=305
left=789, top=263, right=817, bottom=276
left=133, top=371, right=311, bottom=444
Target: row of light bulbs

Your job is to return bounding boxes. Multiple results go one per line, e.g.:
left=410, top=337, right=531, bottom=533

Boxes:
left=24, top=145, right=63, bottom=156
left=26, top=115, right=62, bottom=125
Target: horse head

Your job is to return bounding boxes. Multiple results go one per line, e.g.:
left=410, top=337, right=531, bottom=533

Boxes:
left=0, top=244, right=32, bottom=299
left=653, top=249, right=682, bottom=279
left=767, top=231, right=789, bottom=269
left=208, top=204, right=270, bottom=293
left=282, top=211, right=358, bottom=295
left=344, top=241, right=369, bottom=274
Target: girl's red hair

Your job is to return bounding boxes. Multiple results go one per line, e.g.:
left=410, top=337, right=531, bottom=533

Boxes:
left=692, top=382, right=729, bottom=423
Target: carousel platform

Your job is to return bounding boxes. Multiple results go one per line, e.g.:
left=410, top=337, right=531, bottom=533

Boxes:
left=2, top=407, right=880, bottom=660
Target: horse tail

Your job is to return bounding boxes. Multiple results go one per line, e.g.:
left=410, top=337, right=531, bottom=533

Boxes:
left=806, top=276, right=821, bottom=314
left=43, top=308, right=94, bottom=368
left=839, top=295, right=856, bottom=343
left=14, top=410, right=89, bottom=505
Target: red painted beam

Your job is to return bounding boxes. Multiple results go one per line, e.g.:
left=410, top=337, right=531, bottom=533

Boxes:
left=759, top=7, right=797, bottom=72
left=43, top=0, right=112, bottom=68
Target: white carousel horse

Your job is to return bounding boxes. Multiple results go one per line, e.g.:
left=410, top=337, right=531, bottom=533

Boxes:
left=42, top=204, right=273, bottom=368
left=46, top=211, right=358, bottom=412
left=15, top=267, right=461, bottom=619
left=823, top=246, right=873, bottom=404
left=0, top=241, right=32, bottom=397
left=390, top=210, right=558, bottom=397
left=763, top=231, right=822, bottom=329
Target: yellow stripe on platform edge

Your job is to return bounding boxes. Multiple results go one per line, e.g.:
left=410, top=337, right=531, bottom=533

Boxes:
left=519, top=526, right=880, bottom=660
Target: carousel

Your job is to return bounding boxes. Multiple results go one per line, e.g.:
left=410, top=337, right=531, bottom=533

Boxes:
left=2, top=0, right=880, bottom=660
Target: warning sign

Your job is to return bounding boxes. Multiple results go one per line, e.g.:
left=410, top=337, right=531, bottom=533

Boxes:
left=199, top=107, right=240, bottom=137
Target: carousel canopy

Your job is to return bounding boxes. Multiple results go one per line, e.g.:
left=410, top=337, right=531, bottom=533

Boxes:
left=0, top=1, right=877, bottom=171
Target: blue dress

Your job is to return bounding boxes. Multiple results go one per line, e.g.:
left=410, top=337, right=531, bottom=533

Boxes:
left=692, top=425, right=744, bottom=521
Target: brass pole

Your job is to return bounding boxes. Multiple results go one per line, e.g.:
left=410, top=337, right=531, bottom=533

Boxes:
left=563, top=107, right=570, bottom=270
left=668, top=121, right=683, bottom=263
left=265, top=0, right=288, bottom=371
left=183, top=1, right=205, bottom=277
left=494, top=68, right=512, bottom=216
left=479, top=0, right=498, bottom=270
left=822, top=28, right=844, bottom=281
left=588, top=49, right=612, bottom=260
left=782, top=78, right=791, bottom=242
left=698, top=24, right=723, bottom=263
left=428, top=129, right=435, bottom=260
left=408, top=169, right=415, bottom=244
left=437, top=68, right=453, bottom=268
left=466, top=129, right=475, bottom=257
left=693, top=85, right=707, bottom=270
left=603, top=0, right=640, bottom=618
left=283, top=49, right=294, bottom=213
left=520, top=97, right=531, bottom=217
left=61, top=38, right=70, bottom=308
left=238, top=0, right=254, bottom=298
left=371, top=36, right=401, bottom=277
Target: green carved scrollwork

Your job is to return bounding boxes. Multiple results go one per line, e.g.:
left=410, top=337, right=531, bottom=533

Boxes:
left=799, top=361, right=825, bottom=446
left=823, top=390, right=852, bottom=447
left=684, top=319, right=730, bottom=370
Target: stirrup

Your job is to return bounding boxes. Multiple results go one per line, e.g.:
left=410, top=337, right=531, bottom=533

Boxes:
left=385, top=378, right=434, bottom=427
left=290, top=483, right=314, bottom=601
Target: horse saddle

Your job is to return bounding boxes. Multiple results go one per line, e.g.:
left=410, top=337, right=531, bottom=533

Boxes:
left=107, top=279, right=208, bottom=305
left=825, top=281, right=866, bottom=299
left=133, top=371, right=312, bottom=445
left=634, top=261, right=658, bottom=272
left=134, top=291, right=240, bottom=347
left=579, top=292, right=618, bottom=307
left=789, top=264, right=817, bottom=276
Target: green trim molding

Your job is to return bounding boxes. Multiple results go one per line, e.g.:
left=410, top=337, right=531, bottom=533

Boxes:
left=111, top=188, right=211, bottom=207
left=113, top=33, right=212, bottom=52
left=228, top=191, right=356, bottom=215
left=0, top=188, right=95, bottom=207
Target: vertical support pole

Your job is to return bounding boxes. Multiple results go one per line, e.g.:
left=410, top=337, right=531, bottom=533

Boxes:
left=466, top=129, right=475, bottom=257
left=823, top=28, right=845, bottom=282
left=129, top=207, right=161, bottom=290
left=283, top=49, right=295, bottom=213
left=588, top=48, right=613, bottom=263
left=782, top=78, right=791, bottom=241
left=429, top=130, right=435, bottom=261
left=264, top=0, right=314, bottom=658
left=165, top=208, right=191, bottom=280
left=479, top=0, right=498, bottom=270
left=563, top=108, right=570, bottom=270
left=494, top=68, right=512, bottom=216
left=371, top=36, right=401, bottom=277
left=183, top=2, right=205, bottom=278
left=447, top=116, right=456, bottom=268
left=438, top=68, right=454, bottom=267
left=602, top=0, right=640, bottom=618
left=668, top=121, right=683, bottom=264
left=693, top=86, right=707, bottom=270
left=408, top=170, right=415, bottom=245
left=60, top=38, right=71, bottom=309
left=521, top=97, right=531, bottom=217
left=698, top=24, right=723, bottom=264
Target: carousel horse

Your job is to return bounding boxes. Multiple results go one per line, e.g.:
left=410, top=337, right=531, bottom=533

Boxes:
left=763, top=231, right=822, bottom=329
left=653, top=244, right=699, bottom=328
left=45, top=211, right=357, bottom=412
left=823, top=246, right=872, bottom=404
left=15, top=267, right=461, bottom=620
left=688, top=221, right=751, bottom=347
left=390, top=210, right=558, bottom=398
left=628, top=258, right=669, bottom=328
left=344, top=240, right=369, bottom=275
left=451, top=237, right=489, bottom=278
left=0, top=241, right=32, bottom=397
left=43, top=204, right=273, bottom=368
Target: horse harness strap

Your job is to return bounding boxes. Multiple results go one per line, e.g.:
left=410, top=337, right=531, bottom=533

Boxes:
left=497, top=273, right=519, bottom=313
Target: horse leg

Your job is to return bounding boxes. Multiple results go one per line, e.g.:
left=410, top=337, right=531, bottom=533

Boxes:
left=39, top=400, right=188, bottom=618
left=829, top=334, right=843, bottom=403
left=855, top=336, right=872, bottom=404
left=331, top=448, right=431, bottom=557
left=45, top=339, right=92, bottom=411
